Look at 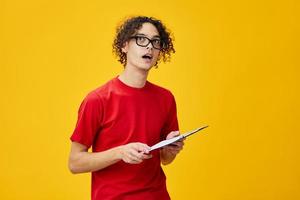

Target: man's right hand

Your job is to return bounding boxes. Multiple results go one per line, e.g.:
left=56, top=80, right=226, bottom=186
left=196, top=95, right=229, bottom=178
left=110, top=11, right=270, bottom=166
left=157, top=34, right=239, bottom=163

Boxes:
left=68, top=142, right=152, bottom=174
left=119, top=143, right=152, bottom=164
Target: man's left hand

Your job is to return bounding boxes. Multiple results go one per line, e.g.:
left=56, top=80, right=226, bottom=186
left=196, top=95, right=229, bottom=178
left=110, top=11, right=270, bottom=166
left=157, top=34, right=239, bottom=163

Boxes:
left=162, top=131, right=185, bottom=156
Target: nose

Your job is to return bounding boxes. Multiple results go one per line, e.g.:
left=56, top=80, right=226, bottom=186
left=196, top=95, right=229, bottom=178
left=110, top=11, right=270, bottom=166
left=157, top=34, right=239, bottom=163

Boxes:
left=146, top=42, right=154, bottom=49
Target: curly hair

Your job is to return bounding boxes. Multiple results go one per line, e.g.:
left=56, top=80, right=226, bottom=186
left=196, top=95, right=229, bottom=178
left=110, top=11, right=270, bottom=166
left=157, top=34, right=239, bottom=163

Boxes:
left=112, top=16, right=175, bottom=67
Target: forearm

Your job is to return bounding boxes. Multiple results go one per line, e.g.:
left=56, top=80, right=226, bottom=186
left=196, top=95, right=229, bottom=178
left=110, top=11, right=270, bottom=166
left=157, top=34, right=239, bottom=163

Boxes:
left=69, top=146, right=122, bottom=174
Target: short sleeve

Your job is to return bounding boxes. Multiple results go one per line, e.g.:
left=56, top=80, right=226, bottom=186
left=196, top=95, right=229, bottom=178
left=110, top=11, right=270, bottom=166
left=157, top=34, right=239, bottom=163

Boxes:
left=161, top=94, right=179, bottom=140
left=70, top=92, right=103, bottom=148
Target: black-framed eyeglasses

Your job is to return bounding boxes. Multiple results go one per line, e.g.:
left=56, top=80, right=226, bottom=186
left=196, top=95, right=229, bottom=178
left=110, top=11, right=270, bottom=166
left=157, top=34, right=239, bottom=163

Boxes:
left=130, top=35, right=162, bottom=50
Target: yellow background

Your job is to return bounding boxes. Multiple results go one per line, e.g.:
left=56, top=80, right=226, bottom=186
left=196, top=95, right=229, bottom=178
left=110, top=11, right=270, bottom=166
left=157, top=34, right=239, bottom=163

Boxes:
left=1, top=0, right=299, bottom=199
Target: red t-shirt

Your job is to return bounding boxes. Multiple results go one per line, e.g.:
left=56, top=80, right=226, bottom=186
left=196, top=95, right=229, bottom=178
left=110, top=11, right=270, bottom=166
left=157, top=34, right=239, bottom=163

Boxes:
left=70, top=76, right=179, bottom=200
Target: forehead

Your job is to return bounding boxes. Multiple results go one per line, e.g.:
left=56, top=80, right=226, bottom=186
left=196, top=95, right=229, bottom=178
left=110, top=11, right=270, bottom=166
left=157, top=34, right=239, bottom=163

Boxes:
left=136, top=22, right=160, bottom=38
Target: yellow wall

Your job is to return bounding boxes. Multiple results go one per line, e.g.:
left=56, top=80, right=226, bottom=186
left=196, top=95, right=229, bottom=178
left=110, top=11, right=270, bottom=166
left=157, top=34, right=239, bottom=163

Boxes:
left=1, top=0, right=299, bottom=199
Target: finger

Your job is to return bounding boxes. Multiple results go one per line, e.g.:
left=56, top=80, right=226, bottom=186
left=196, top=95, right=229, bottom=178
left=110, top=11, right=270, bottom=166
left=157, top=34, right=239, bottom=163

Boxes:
left=167, top=141, right=183, bottom=148
left=140, top=153, right=152, bottom=160
left=171, top=131, right=180, bottom=137
left=163, top=148, right=178, bottom=156
left=170, top=147, right=182, bottom=153
left=174, top=141, right=184, bottom=147
left=135, top=143, right=151, bottom=154
left=166, top=146, right=181, bottom=152
left=126, top=158, right=142, bottom=164
left=129, top=149, right=145, bottom=161
left=165, top=145, right=183, bottom=152
left=123, top=145, right=144, bottom=164
left=127, top=154, right=143, bottom=164
left=124, top=156, right=140, bottom=164
left=166, top=131, right=180, bottom=139
left=169, top=142, right=180, bottom=147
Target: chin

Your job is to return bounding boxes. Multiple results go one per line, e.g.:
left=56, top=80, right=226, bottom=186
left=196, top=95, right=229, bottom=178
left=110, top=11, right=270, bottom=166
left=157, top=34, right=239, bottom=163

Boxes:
left=139, top=66, right=152, bottom=71
left=136, top=63, right=153, bottom=71
left=129, top=60, right=155, bottom=71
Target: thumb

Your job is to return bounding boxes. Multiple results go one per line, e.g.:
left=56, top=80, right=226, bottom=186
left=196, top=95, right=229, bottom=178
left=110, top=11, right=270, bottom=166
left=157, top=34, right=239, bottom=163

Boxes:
left=167, top=131, right=180, bottom=139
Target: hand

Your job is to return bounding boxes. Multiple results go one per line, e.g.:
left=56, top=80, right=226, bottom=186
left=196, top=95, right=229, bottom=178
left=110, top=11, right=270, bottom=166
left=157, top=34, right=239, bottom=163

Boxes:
left=119, top=143, right=152, bottom=164
left=162, top=131, right=185, bottom=156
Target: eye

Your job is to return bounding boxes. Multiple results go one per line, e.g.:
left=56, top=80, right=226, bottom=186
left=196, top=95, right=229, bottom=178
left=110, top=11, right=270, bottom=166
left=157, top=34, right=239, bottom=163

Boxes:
left=153, top=39, right=161, bottom=45
left=136, top=36, right=146, bottom=43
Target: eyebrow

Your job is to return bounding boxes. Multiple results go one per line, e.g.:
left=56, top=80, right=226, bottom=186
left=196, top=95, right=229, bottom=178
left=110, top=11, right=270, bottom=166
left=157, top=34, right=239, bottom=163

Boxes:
left=135, top=33, right=161, bottom=39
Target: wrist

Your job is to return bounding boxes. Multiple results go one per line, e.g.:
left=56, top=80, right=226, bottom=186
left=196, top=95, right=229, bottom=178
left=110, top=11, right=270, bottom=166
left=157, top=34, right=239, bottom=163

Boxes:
left=113, top=145, right=124, bottom=161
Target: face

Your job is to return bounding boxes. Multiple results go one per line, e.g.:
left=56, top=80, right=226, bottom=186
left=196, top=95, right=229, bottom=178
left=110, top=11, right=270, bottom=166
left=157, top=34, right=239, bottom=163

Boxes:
left=122, top=22, right=161, bottom=71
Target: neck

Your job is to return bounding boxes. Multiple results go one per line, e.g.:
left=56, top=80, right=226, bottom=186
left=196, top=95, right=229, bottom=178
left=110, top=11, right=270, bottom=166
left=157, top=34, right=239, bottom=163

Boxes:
left=118, top=65, right=149, bottom=88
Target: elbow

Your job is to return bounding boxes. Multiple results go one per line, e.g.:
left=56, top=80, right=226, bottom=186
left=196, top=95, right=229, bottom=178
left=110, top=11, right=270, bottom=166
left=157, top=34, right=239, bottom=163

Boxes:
left=68, top=161, right=79, bottom=174
left=68, top=142, right=89, bottom=174
left=68, top=157, right=82, bottom=174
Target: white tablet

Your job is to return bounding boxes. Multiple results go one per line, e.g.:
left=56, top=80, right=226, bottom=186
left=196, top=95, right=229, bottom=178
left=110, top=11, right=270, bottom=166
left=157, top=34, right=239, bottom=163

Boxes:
left=150, top=125, right=208, bottom=151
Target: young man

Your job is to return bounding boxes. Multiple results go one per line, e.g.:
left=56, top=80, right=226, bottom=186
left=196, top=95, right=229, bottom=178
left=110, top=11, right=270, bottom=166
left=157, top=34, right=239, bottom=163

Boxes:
left=68, top=16, right=184, bottom=200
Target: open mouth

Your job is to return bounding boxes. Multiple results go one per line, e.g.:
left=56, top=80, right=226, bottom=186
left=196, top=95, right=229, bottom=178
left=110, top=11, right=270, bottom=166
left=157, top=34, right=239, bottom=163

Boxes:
left=142, top=54, right=153, bottom=61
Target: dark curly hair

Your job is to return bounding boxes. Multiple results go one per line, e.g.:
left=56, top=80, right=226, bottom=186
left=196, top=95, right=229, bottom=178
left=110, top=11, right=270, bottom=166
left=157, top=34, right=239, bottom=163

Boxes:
left=112, top=16, right=175, bottom=67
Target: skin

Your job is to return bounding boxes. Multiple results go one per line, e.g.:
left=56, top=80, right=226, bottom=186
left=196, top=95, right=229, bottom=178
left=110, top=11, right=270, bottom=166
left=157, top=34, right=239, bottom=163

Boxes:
left=68, top=22, right=184, bottom=174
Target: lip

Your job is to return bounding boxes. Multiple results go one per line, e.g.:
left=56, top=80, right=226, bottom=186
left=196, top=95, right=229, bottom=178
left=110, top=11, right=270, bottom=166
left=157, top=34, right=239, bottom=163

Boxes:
left=142, top=57, right=152, bottom=64
left=142, top=53, right=153, bottom=59
left=141, top=53, right=153, bottom=64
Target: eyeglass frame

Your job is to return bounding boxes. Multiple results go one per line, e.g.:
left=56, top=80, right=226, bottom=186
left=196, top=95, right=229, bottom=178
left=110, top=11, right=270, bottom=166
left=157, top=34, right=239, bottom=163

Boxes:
left=129, top=35, right=163, bottom=50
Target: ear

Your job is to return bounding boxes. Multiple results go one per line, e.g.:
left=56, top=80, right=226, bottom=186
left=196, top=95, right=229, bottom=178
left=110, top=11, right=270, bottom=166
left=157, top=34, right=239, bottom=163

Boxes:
left=121, top=41, right=129, bottom=53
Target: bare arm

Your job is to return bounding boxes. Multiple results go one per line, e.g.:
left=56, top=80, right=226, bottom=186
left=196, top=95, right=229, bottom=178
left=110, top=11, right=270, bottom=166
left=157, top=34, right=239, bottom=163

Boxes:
left=68, top=142, right=152, bottom=174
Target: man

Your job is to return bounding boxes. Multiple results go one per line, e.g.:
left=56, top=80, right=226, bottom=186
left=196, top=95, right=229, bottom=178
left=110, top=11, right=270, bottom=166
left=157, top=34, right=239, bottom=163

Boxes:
left=68, top=16, right=184, bottom=200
